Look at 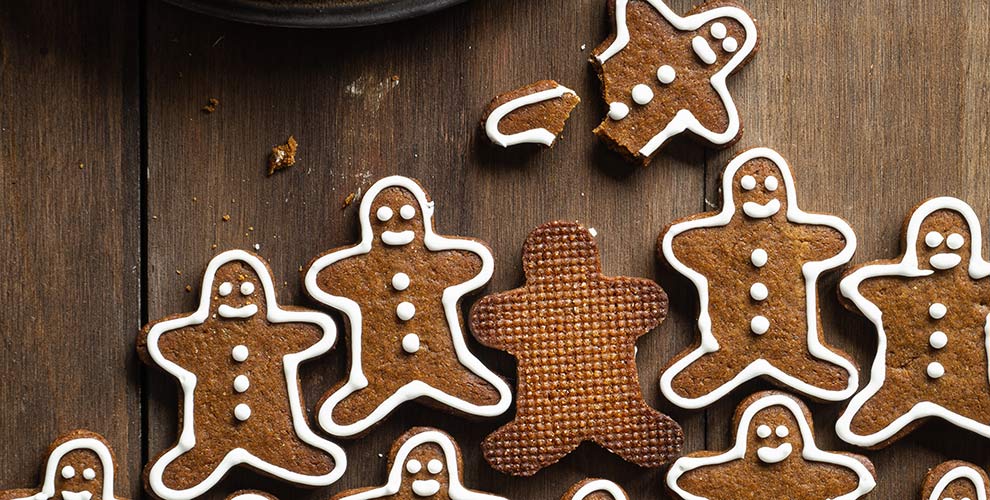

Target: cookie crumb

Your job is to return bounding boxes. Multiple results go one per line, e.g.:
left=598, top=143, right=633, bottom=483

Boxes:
left=78, top=162, right=85, bottom=169
left=201, top=98, right=219, bottom=113
left=222, top=214, right=231, bottom=222
left=176, top=270, right=182, bottom=275
left=253, top=243, right=261, bottom=251
left=185, top=285, right=192, bottom=293
left=268, top=136, right=298, bottom=176
left=211, top=244, right=218, bottom=249
left=342, top=192, right=356, bottom=209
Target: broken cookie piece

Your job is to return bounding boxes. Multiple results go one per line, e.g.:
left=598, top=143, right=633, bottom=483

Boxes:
left=483, top=80, right=580, bottom=148
left=268, top=135, right=298, bottom=176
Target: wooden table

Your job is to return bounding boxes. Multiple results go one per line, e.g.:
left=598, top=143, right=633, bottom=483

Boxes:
left=2, top=0, right=989, bottom=498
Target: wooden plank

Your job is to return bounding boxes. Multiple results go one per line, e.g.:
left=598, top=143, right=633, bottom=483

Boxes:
left=0, top=0, right=141, bottom=497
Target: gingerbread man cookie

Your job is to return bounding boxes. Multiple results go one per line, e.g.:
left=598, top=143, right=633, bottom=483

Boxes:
left=332, top=427, right=505, bottom=500
left=0, top=431, right=126, bottom=500
left=562, top=480, right=629, bottom=500
left=139, top=250, right=345, bottom=499
left=837, top=197, right=990, bottom=448
left=471, top=221, right=683, bottom=476
left=592, top=0, right=758, bottom=165
left=923, top=461, right=989, bottom=500
left=304, top=176, right=511, bottom=437
left=483, top=80, right=580, bottom=148
left=667, top=391, right=876, bottom=500
left=225, top=492, right=279, bottom=500
left=659, top=148, right=859, bottom=409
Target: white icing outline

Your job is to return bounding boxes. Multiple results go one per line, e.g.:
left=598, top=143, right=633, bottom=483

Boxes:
left=145, top=250, right=346, bottom=499
left=596, top=0, right=757, bottom=156
left=13, top=437, right=116, bottom=500
left=929, top=464, right=988, bottom=500
left=335, top=430, right=506, bottom=500
left=305, top=176, right=512, bottom=437
left=667, top=394, right=875, bottom=499
left=660, top=148, right=859, bottom=409
left=228, top=494, right=274, bottom=500
left=836, top=197, right=990, bottom=447
left=484, top=85, right=578, bottom=147
left=568, top=480, right=627, bottom=500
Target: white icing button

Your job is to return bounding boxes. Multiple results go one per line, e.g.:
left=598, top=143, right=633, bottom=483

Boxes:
left=218, top=282, right=233, bottom=296
left=397, top=302, right=416, bottom=321
left=751, top=248, right=768, bottom=267
left=925, top=231, right=944, bottom=248
left=82, top=468, right=96, bottom=480
left=608, top=102, right=629, bottom=121
left=775, top=425, right=789, bottom=438
left=710, top=22, right=727, bottom=39
left=232, top=345, right=249, bottom=362
left=723, top=36, right=739, bottom=53
left=240, top=281, right=255, bottom=295
left=947, top=233, right=965, bottom=250
left=61, top=466, right=75, bottom=479
left=376, top=206, right=394, bottom=222
left=929, top=303, right=947, bottom=320
left=234, top=375, right=250, bottom=393
left=751, top=316, right=770, bottom=335
left=750, top=283, right=768, bottom=301
left=741, top=175, right=757, bottom=190
left=400, top=204, right=416, bottom=220
left=406, top=459, right=422, bottom=474
left=234, top=403, right=252, bottom=421
left=764, top=175, right=779, bottom=191
left=657, top=65, right=676, bottom=84
left=427, top=459, right=443, bottom=474
left=756, top=424, right=772, bottom=438
left=927, top=362, right=945, bottom=379
left=631, top=84, right=654, bottom=105
left=929, top=331, right=948, bottom=349
left=402, top=333, right=420, bottom=354
left=392, top=272, right=410, bottom=291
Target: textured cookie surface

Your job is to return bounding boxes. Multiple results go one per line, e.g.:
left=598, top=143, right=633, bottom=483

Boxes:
left=659, top=148, right=858, bottom=410
left=592, top=0, right=758, bottom=164
left=471, top=220, right=683, bottom=476
left=667, top=391, right=876, bottom=500
left=0, top=430, right=127, bottom=500
left=921, top=460, right=989, bottom=500
left=561, top=479, right=629, bottom=500
left=483, top=80, right=580, bottom=147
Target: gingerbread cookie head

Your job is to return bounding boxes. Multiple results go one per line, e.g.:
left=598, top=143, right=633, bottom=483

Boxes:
left=0, top=431, right=124, bottom=500
left=904, top=201, right=984, bottom=275
left=225, top=491, right=279, bottom=500
left=521, top=220, right=600, bottom=280
left=363, top=180, right=430, bottom=248
left=208, top=259, right=270, bottom=320
left=922, top=461, right=989, bottom=500
left=562, top=479, right=628, bottom=500
left=725, top=153, right=790, bottom=221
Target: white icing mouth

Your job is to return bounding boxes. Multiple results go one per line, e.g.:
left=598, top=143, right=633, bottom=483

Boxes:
left=411, top=479, right=440, bottom=497
left=743, top=199, right=781, bottom=219
left=61, top=491, right=93, bottom=500
left=930, top=253, right=962, bottom=270
left=382, top=230, right=415, bottom=246
left=218, top=304, right=258, bottom=318
left=691, top=36, right=717, bottom=64
left=757, top=443, right=792, bottom=464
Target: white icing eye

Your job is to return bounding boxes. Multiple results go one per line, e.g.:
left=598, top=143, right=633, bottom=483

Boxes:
left=218, top=282, right=233, bottom=296
left=657, top=65, right=676, bottom=84
left=723, top=37, right=738, bottom=52
left=741, top=175, right=757, bottom=190
left=764, top=176, right=779, bottom=192
left=427, top=459, right=443, bottom=474
left=947, top=233, right=965, bottom=250
left=399, top=204, right=416, bottom=220
left=710, top=22, right=727, bottom=39
left=925, top=231, right=944, bottom=248
left=82, top=468, right=96, bottom=480
left=61, top=466, right=76, bottom=479
left=406, top=459, right=422, bottom=474
left=376, top=206, right=394, bottom=222
left=756, top=424, right=772, bottom=438
left=240, top=282, right=255, bottom=295
left=775, top=425, right=789, bottom=438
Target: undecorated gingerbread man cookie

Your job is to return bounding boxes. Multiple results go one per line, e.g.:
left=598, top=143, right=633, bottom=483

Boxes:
left=922, top=461, right=989, bottom=500
left=471, top=221, right=683, bottom=476
left=0, top=430, right=126, bottom=500
left=659, top=148, right=859, bottom=409
left=139, top=250, right=345, bottom=499
left=332, top=427, right=505, bottom=500
left=837, top=197, right=990, bottom=448
left=666, top=391, right=876, bottom=500
left=304, top=176, right=511, bottom=437
left=561, top=479, right=629, bottom=500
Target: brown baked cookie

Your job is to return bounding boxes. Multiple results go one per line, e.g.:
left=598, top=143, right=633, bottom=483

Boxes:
left=922, top=461, right=989, bottom=500
left=591, top=0, right=758, bottom=165
left=138, top=250, right=345, bottom=499
left=332, top=427, right=505, bottom=500
left=659, top=148, right=858, bottom=410
left=226, top=491, right=280, bottom=500
left=836, top=197, right=990, bottom=449
left=0, top=430, right=127, bottom=500
left=304, top=176, right=510, bottom=438
left=561, top=479, right=629, bottom=500
left=667, top=391, right=876, bottom=500
left=471, top=220, right=683, bottom=476
left=482, top=80, right=580, bottom=148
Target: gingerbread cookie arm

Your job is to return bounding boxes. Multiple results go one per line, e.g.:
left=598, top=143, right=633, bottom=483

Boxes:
left=470, top=291, right=523, bottom=353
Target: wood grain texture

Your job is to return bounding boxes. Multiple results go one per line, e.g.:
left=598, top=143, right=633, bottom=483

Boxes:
left=0, top=0, right=141, bottom=497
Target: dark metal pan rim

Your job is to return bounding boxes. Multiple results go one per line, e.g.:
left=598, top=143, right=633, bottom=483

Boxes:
left=164, top=0, right=469, bottom=28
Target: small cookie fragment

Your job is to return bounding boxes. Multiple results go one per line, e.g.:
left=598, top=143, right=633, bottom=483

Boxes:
left=0, top=430, right=128, bottom=500
left=921, top=461, right=989, bottom=500
left=562, top=479, right=629, bottom=500
left=201, top=98, right=219, bottom=113
left=226, top=492, right=279, bottom=500
left=268, top=135, right=298, bottom=175
left=471, top=220, right=683, bottom=476
left=591, top=0, right=758, bottom=165
left=667, top=391, right=876, bottom=500
left=332, top=427, right=506, bottom=500
left=483, top=80, right=580, bottom=147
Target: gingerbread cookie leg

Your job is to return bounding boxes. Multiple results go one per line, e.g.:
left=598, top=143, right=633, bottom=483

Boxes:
left=482, top=416, right=581, bottom=476
left=598, top=402, right=682, bottom=467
